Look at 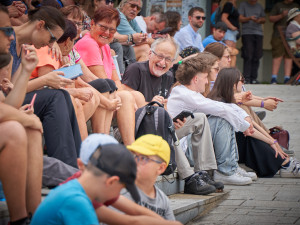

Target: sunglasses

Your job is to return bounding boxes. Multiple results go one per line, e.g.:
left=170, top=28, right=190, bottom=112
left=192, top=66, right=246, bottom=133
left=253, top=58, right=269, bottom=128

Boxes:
left=239, top=77, right=245, bottom=83
left=127, top=2, right=141, bottom=11
left=0, top=27, right=14, bottom=37
left=106, top=0, right=114, bottom=4
left=195, top=16, right=206, bottom=20
left=46, top=26, right=57, bottom=43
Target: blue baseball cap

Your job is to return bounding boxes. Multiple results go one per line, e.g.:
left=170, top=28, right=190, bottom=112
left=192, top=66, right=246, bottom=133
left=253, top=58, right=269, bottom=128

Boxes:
left=80, top=133, right=118, bottom=165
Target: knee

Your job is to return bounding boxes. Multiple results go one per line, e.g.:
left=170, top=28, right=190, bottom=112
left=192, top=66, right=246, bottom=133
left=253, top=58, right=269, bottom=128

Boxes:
left=140, top=44, right=150, bottom=52
left=75, top=98, right=83, bottom=111
left=117, top=90, right=134, bottom=103
left=0, top=121, right=27, bottom=147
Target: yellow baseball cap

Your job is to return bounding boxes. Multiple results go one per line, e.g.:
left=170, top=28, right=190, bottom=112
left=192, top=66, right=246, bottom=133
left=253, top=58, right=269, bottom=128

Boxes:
left=127, top=134, right=170, bottom=165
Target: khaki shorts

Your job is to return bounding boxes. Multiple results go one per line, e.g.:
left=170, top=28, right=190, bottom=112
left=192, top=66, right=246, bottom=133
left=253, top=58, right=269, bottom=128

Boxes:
left=271, top=37, right=290, bottom=58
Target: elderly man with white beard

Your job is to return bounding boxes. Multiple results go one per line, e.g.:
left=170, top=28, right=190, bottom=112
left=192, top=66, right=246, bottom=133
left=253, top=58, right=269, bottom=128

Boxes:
left=121, top=38, right=178, bottom=106
left=121, top=38, right=223, bottom=196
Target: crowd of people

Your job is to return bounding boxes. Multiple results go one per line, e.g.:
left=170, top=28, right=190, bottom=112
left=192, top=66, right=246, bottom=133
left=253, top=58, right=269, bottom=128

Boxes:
left=0, top=0, right=300, bottom=224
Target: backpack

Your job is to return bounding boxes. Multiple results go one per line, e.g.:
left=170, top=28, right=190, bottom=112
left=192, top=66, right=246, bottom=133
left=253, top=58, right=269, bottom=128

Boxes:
left=135, top=101, right=177, bottom=175
left=211, top=7, right=222, bottom=26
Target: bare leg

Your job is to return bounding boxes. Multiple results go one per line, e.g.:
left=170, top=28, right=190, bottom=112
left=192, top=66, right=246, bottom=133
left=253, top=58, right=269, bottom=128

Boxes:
left=130, top=90, right=146, bottom=108
left=225, top=41, right=237, bottom=67
left=70, top=96, right=88, bottom=140
left=284, top=58, right=292, bottom=77
left=91, top=92, right=111, bottom=134
left=81, top=88, right=99, bottom=121
left=0, top=121, right=27, bottom=221
left=133, top=44, right=150, bottom=62
left=228, top=46, right=238, bottom=67
left=116, top=90, right=135, bottom=145
left=272, top=56, right=283, bottom=75
left=25, top=128, right=43, bottom=214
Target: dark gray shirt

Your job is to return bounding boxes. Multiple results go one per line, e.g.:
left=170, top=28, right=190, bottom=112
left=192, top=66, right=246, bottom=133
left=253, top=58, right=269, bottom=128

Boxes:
left=122, top=61, right=174, bottom=102
left=239, top=2, right=265, bottom=36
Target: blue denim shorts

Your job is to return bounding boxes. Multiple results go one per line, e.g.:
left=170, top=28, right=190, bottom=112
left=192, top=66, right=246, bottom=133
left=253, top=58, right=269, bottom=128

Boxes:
left=224, top=29, right=239, bottom=42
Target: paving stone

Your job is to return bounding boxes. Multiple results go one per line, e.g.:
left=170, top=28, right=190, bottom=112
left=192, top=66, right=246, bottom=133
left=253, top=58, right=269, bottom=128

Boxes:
left=187, top=85, right=300, bottom=225
left=241, top=200, right=300, bottom=209
left=218, top=200, right=245, bottom=206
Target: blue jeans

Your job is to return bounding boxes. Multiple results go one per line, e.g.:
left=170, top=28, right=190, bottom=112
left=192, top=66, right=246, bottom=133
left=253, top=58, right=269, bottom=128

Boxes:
left=208, top=116, right=238, bottom=175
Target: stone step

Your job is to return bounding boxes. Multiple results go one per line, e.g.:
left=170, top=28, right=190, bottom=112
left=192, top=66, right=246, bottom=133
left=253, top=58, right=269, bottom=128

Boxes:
left=170, top=191, right=229, bottom=224
left=0, top=172, right=228, bottom=224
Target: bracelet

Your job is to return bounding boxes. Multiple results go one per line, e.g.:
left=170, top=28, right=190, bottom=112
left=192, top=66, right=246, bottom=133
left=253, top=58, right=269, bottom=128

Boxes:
left=130, top=34, right=134, bottom=44
left=274, top=139, right=278, bottom=144
left=260, top=100, right=264, bottom=108
left=127, top=35, right=130, bottom=44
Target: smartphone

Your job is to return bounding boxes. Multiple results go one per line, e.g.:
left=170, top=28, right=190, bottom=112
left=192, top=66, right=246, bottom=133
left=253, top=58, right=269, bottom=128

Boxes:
left=29, top=93, right=37, bottom=109
left=156, top=27, right=172, bottom=35
left=172, top=110, right=194, bottom=122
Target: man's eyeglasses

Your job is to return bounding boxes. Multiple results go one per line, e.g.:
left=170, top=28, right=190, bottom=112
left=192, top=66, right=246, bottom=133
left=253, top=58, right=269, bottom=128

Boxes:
left=0, top=27, right=14, bottom=37
left=195, top=16, right=206, bottom=20
left=46, top=26, right=57, bottom=43
left=239, top=77, right=245, bottom=83
left=151, top=50, right=174, bottom=64
left=127, top=2, right=141, bottom=11
left=96, top=23, right=117, bottom=34
left=133, top=154, right=162, bottom=165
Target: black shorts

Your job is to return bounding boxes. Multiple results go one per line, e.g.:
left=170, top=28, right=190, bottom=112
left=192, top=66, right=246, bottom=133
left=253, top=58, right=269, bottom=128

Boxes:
left=88, top=79, right=117, bottom=93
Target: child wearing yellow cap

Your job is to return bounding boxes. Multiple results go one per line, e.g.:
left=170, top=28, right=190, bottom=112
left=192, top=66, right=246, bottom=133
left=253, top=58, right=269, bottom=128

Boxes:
left=125, top=134, right=176, bottom=220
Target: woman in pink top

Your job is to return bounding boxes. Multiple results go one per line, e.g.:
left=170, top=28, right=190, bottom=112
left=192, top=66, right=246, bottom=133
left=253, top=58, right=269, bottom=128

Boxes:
left=75, top=6, right=137, bottom=145
left=75, top=6, right=120, bottom=86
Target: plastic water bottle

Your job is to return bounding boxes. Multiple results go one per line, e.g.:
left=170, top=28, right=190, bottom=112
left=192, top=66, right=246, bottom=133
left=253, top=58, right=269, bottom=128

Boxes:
left=0, top=181, right=6, bottom=201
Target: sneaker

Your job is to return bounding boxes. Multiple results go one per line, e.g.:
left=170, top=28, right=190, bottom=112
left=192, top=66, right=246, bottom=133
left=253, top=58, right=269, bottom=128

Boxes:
left=255, top=111, right=266, bottom=121
left=184, top=173, right=216, bottom=195
left=284, top=77, right=290, bottom=84
left=214, top=170, right=252, bottom=185
left=251, top=79, right=260, bottom=84
left=271, top=77, right=278, bottom=84
left=236, top=166, right=257, bottom=181
left=280, top=157, right=300, bottom=178
left=198, top=171, right=224, bottom=191
left=244, top=79, right=251, bottom=84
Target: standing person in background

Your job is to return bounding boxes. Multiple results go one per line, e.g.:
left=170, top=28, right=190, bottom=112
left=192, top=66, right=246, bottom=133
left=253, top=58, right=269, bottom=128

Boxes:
left=174, top=7, right=206, bottom=52
left=239, top=0, right=266, bottom=84
left=269, top=0, right=299, bottom=84
left=220, top=0, right=240, bottom=67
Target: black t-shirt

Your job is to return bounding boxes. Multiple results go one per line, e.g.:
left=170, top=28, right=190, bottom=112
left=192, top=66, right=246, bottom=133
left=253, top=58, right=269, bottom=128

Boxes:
left=222, top=2, right=240, bottom=29
left=122, top=61, right=174, bottom=102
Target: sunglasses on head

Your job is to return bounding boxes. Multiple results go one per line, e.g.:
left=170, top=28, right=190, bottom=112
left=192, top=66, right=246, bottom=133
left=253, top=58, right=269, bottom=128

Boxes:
left=46, top=26, right=57, bottom=43
left=0, top=27, right=14, bottom=37
left=195, top=16, right=206, bottom=20
left=127, top=2, right=141, bottom=11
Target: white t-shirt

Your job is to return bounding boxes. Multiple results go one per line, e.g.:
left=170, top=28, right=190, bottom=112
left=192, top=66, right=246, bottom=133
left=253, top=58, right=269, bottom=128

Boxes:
left=135, top=16, right=152, bottom=37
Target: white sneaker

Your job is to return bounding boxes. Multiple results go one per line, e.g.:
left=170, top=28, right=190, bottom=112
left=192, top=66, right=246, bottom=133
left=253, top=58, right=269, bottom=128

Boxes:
left=280, top=157, right=300, bottom=178
left=214, top=170, right=252, bottom=185
left=236, top=166, right=257, bottom=181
